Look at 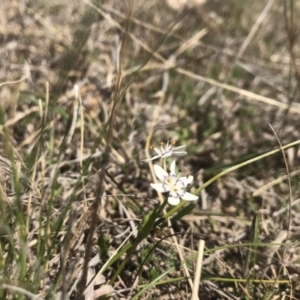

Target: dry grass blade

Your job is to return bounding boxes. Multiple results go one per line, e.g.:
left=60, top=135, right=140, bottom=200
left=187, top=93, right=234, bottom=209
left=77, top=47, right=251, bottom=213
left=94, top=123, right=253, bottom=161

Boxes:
left=1, top=284, right=42, bottom=300
left=191, top=240, right=205, bottom=300
left=0, top=76, right=27, bottom=88
left=177, top=68, right=300, bottom=113
left=236, top=0, right=275, bottom=59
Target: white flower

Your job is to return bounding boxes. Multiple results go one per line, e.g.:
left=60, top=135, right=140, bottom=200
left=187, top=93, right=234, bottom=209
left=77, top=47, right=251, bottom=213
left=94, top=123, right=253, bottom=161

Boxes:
left=143, top=139, right=187, bottom=162
left=150, top=160, right=198, bottom=206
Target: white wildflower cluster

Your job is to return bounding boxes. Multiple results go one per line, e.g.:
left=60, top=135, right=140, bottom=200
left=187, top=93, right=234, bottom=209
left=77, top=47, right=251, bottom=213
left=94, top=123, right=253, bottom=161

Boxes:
left=143, top=138, right=187, bottom=162
left=144, top=139, right=198, bottom=206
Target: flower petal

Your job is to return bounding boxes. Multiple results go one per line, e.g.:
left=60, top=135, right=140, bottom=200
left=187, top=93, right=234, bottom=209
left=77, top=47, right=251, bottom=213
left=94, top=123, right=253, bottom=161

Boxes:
left=161, top=152, right=173, bottom=158
left=169, top=160, right=177, bottom=174
left=152, top=146, right=162, bottom=155
left=168, top=192, right=180, bottom=205
left=150, top=183, right=170, bottom=193
left=181, top=192, right=198, bottom=201
left=175, top=179, right=184, bottom=189
left=178, top=175, right=193, bottom=187
left=153, top=164, right=168, bottom=181
left=173, top=145, right=186, bottom=151
left=143, top=155, right=161, bottom=162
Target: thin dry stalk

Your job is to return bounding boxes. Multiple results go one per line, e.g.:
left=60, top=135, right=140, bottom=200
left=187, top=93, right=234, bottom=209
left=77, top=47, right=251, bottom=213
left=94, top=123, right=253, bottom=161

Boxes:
left=177, top=68, right=300, bottom=113
left=79, top=0, right=133, bottom=295
left=236, top=0, right=275, bottom=60
left=191, top=239, right=205, bottom=300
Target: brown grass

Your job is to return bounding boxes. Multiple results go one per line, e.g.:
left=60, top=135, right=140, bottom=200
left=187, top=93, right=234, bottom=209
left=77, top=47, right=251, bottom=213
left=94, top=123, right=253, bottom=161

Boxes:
left=1, top=0, right=300, bottom=299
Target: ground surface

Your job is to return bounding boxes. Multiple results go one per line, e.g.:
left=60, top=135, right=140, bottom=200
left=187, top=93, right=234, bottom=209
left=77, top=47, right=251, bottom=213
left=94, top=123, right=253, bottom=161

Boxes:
left=1, top=0, right=300, bottom=299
